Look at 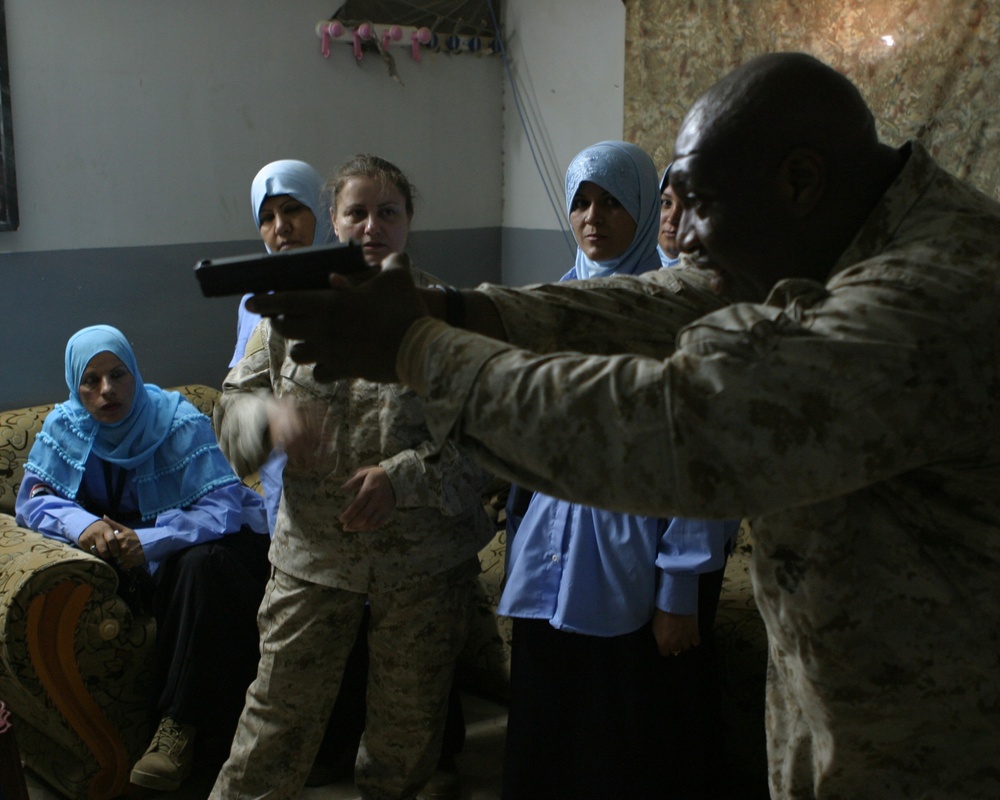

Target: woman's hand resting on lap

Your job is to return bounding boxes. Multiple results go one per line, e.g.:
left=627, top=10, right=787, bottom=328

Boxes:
left=80, top=516, right=146, bottom=570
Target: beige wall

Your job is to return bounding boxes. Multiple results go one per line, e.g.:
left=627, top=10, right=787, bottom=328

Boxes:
left=624, top=0, right=1000, bottom=197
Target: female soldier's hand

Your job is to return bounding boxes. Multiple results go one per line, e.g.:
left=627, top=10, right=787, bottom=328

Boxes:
left=268, top=394, right=326, bottom=469
left=339, top=466, right=397, bottom=532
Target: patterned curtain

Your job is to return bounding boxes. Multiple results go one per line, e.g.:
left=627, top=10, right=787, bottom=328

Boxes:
left=624, top=0, right=1000, bottom=197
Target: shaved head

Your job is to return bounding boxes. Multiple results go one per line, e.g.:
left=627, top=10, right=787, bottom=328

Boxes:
left=677, top=52, right=877, bottom=175
left=669, top=52, right=902, bottom=301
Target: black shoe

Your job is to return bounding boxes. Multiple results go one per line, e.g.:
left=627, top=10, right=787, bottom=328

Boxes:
left=418, top=753, right=461, bottom=800
left=305, top=745, right=356, bottom=787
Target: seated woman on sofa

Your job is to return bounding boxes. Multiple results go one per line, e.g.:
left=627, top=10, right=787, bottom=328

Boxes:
left=15, top=324, right=270, bottom=793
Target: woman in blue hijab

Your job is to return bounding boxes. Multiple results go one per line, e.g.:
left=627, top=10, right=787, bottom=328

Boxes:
left=231, top=159, right=336, bottom=368
left=233, top=159, right=336, bottom=535
left=503, top=140, right=664, bottom=541
left=239, top=161, right=368, bottom=788
left=234, top=159, right=335, bottom=363
left=504, top=140, right=662, bottom=533
left=16, top=325, right=270, bottom=792
left=498, top=144, right=740, bottom=799
left=562, top=139, right=662, bottom=281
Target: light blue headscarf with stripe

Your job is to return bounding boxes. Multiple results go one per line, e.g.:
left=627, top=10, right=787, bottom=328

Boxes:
left=564, top=140, right=661, bottom=281
left=250, top=159, right=335, bottom=251
left=26, top=325, right=240, bottom=521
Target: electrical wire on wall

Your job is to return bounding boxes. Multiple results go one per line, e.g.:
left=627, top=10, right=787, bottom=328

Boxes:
left=486, top=0, right=576, bottom=256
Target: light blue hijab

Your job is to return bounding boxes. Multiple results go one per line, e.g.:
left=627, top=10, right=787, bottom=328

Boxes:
left=27, top=325, right=240, bottom=520
left=243, top=160, right=337, bottom=529
left=233, top=159, right=336, bottom=369
left=564, top=140, right=661, bottom=281
left=250, top=159, right=335, bottom=251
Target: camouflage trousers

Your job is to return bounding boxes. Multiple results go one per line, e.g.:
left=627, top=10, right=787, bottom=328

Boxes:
left=209, top=558, right=479, bottom=800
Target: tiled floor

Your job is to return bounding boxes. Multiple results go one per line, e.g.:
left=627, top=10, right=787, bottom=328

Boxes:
left=25, top=692, right=506, bottom=800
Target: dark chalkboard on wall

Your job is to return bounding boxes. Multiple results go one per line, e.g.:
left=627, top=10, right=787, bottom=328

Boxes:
left=0, top=0, right=17, bottom=232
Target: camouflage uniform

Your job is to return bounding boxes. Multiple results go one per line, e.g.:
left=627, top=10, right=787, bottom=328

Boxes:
left=396, top=142, right=1000, bottom=800
left=210, top=270, right=494, bottom=800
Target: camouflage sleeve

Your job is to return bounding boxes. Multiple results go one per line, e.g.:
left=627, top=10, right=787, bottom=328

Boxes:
left=380, top=437, right=494, bottom=517
left=479, top=265, right=727, bottom=357
left=214, top=319, right=274, bottom=477
left=400, top=275, right=953, bottom=521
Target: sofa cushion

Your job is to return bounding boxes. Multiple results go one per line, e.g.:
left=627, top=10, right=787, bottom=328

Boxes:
left=0, top=403, right=53, bottom=518
left=457, top=527, right=512, bottom=704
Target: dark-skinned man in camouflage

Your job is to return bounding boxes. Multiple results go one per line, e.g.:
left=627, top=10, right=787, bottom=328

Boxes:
left=250, top=53, right=1000, bottom=800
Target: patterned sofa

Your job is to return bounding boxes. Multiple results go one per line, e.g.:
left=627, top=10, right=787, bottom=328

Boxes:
left=0, top=386, right=220, bottom=799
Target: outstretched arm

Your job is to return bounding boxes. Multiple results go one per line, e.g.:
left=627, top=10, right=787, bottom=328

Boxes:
left=248, top=253, right=726, bottom=385
left=248, top=254, right=506, bottom=384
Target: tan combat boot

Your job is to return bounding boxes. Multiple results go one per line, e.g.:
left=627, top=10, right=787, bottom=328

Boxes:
left=129, top=715, right=196, bottom=791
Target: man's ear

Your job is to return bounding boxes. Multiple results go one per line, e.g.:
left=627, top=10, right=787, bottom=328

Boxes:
left=777, top=147, right=826, bottom=217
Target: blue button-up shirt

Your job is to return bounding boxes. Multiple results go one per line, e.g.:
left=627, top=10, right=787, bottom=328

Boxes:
left=498, top=492, right=739, bottom=637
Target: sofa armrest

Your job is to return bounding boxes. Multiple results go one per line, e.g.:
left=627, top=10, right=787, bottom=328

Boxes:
left=0, top=515, right=156, bottom=798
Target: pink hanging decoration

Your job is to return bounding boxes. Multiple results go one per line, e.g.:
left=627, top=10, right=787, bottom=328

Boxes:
left=353, top=23, right=373, bottom=61
left=411, top=27, right=432, bottom=62
left=382, top=25, right=403, bottom=52
left=320, top=21, right=344, bottom=58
